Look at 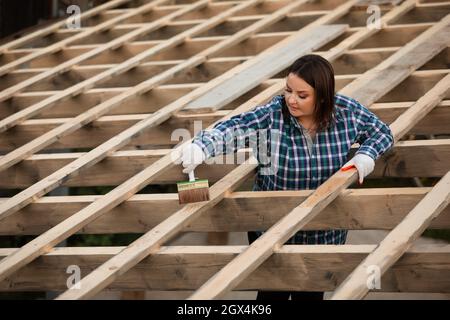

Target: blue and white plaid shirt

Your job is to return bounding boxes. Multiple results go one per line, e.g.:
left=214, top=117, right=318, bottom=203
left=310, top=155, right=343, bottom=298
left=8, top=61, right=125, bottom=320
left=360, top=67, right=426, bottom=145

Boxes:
left=193, top=93, right=394, bottom=245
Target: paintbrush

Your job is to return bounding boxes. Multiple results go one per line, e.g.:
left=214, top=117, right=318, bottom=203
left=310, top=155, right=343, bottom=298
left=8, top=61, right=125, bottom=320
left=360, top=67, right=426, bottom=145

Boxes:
left=177, top=169, right=210, bottom=204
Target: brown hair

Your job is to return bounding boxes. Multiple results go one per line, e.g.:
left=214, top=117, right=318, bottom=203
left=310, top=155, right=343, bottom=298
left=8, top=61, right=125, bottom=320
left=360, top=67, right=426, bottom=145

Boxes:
left=282, top=54, right=336, bottom=131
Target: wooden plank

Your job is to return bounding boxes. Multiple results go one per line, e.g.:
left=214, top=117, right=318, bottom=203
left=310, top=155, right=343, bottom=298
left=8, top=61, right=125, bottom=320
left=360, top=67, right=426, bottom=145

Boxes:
left=0, top=0, right=267, bottom=172
left=0, top=0, right=172, bottom=77
left=3, top=93, right=449, bottom=132
left=354, top=0, right=405, bottom=10
left=5, top=45, right=447, bottom=95
left=0, top=0, right=281, bottom=220
left=0, top=84, right=200, bottom=120
left=0, top=0, right=320, bottom=216
left=183, top=24, right=348, bottom=113
left=340, top=14, right=450, bottom=106
left=46, top=15, right=353, bottom=303
left=52, top=1, right=368, bottom=300
left=326, top=0, right=417, bottom=62
left=0, top=0, right=262, bottom=133
left=188, top=18, right=450, bottom=300
left=0, top=0, right=210, bottom=102
left=189, top=163, right=361, bottom=299
left=1, top=139, right=450, bottom=188
left=0, top=1, right=338, bottom=283
left=1, top=1, right=428, bottom=145
left=0, top=0, right=420, bottom=292
left=1, top=188, right=449, bottom=236
left=3, top=94, right=449, bottom=151
left=390, top=73, right=450, bottom=141
left=0, top=60, right=444, bottom=122
left=55, top=157, right=257, bottom=300
left=2, top=18, right=432, bottom=68
left=0, top=245, right=448, bottom=293
left=0, top=0, right=131, bottom=54
left=0, top=0, right=413, bottom=295
left=329, top=171, right=450, bottom=299
left=1, top=0, right=448, bottom=298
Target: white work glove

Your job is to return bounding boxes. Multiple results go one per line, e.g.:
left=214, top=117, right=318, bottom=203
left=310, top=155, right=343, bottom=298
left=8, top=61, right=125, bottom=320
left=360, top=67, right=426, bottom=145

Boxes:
left=181, top=143, right=206, bottom=174
left=341, top=153, right=375, bottom=184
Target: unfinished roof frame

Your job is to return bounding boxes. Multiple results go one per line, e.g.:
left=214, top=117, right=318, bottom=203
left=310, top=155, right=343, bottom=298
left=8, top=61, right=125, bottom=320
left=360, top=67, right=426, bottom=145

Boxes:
left=0, top=0, right=448, bottom=299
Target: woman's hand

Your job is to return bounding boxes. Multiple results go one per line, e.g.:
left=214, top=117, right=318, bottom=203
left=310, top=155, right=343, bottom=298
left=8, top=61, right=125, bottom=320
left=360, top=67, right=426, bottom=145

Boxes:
left=341, top=153, right=375, bottom=184
left=181, top=143, right=206, bottom=174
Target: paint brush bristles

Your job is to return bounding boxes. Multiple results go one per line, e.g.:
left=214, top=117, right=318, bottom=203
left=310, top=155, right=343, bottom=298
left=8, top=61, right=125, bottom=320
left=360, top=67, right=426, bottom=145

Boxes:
left=177, top=170, right=210, bottom=204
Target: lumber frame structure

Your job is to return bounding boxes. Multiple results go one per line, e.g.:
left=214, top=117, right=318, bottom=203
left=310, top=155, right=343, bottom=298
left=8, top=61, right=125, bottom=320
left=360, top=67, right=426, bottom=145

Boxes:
left=0, top=0, right=449, bottom=299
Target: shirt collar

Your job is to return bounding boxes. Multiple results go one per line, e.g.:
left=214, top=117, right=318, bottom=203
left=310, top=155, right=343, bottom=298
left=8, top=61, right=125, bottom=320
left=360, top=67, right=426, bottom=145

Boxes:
left=289, top=115, right=303, bottom=131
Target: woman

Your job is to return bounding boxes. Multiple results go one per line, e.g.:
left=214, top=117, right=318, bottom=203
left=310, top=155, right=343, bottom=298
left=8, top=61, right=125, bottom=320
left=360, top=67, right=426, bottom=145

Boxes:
left=180, top=54, right=394, bottom=300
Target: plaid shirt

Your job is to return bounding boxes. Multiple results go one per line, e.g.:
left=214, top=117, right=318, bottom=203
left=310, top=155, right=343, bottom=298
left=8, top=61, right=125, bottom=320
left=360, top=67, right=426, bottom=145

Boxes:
left=193, top=94, right=394, bottom=245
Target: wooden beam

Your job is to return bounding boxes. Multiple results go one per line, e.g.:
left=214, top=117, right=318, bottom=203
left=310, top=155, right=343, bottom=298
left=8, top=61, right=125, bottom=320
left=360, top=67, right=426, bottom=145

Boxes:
left=2, top=0, right=436, bottom=298
left=5, top=63, right=446, bottom=122
left=0, top=0, right=263, bottom=134
left=2, top=93, right=448, bottom=152
left=1, top=21, right=436, bottom=68
left=0, top=84, right=200, bottom=119
left=0, top=188, right=449, bottom=236
left=329, top=171, right=450, bottom=299
left=0, top=0, right=131, bottom=53
left=392, top=2, right=450, bottom=25
left=351, top=23, right=431, bottom=50
left=0, top=63, right=450, bottom=120
left=0, top=0, right=267, bottom=172
left=0, top=245, right=448, bottom=293
left=1, top=139, right=449, bottom=188
left=55, top=157, right=257, bottom=300
left=340, top=15, right=450, bottom=105
left=376, top=69, right=449, bottom=103
left=0, top=0, right=329, bottom=216
left=3, top=91, right=449, bottom=133
left=0, top=0, right=210, bottom=102
left=182, top=24, right=348, bottom=113
left=0, top=2, right=341, bottom=284
left=390, top=73, right=450, bottom=141
left=52, top=0, right=363, bottom=300
left=52, top=6, right=360, bottom=300
left=6, top=16, right=442, bottom=71
left=371, top=100, right=450, bottom=135
left=0, top=0, right=171, bottom=77
left=188, top=16, right=450, bottom=300
left=98, top=4, right=194, bottom=24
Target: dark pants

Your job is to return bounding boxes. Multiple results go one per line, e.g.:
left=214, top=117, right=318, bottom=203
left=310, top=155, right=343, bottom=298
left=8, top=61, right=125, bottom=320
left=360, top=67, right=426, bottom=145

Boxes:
left=247, top=231, right=324, bottom=301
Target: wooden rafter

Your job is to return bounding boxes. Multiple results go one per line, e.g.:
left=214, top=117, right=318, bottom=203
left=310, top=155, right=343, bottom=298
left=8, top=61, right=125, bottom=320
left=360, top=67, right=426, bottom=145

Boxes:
left=0, top=0, right=173, bottom=77
left=1, top=187, right=449, bottom=236
left=1, top=244, right=449, bottom=293
left=1, top=138, right=449, bottom=189
left=0, top=0, right=266, bottom=170
left=0, top=0, right=210, bottom=103
left=0, top=0, right=448, bottom=300
left=188, top=17, right=450, bottom=299
left=0, top=0, right=278, bottom=219
left=55, top=0, right=447, bottom=300
left=0, top=0, right=132, bottom=54
left=0, top=0, right=348, bottom=286
left=329, top=171, right=450, bottom=299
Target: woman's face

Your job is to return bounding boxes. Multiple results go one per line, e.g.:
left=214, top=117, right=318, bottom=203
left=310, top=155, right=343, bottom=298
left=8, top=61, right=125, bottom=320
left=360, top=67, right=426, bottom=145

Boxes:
left=284, top=73, right=316, bottom=120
